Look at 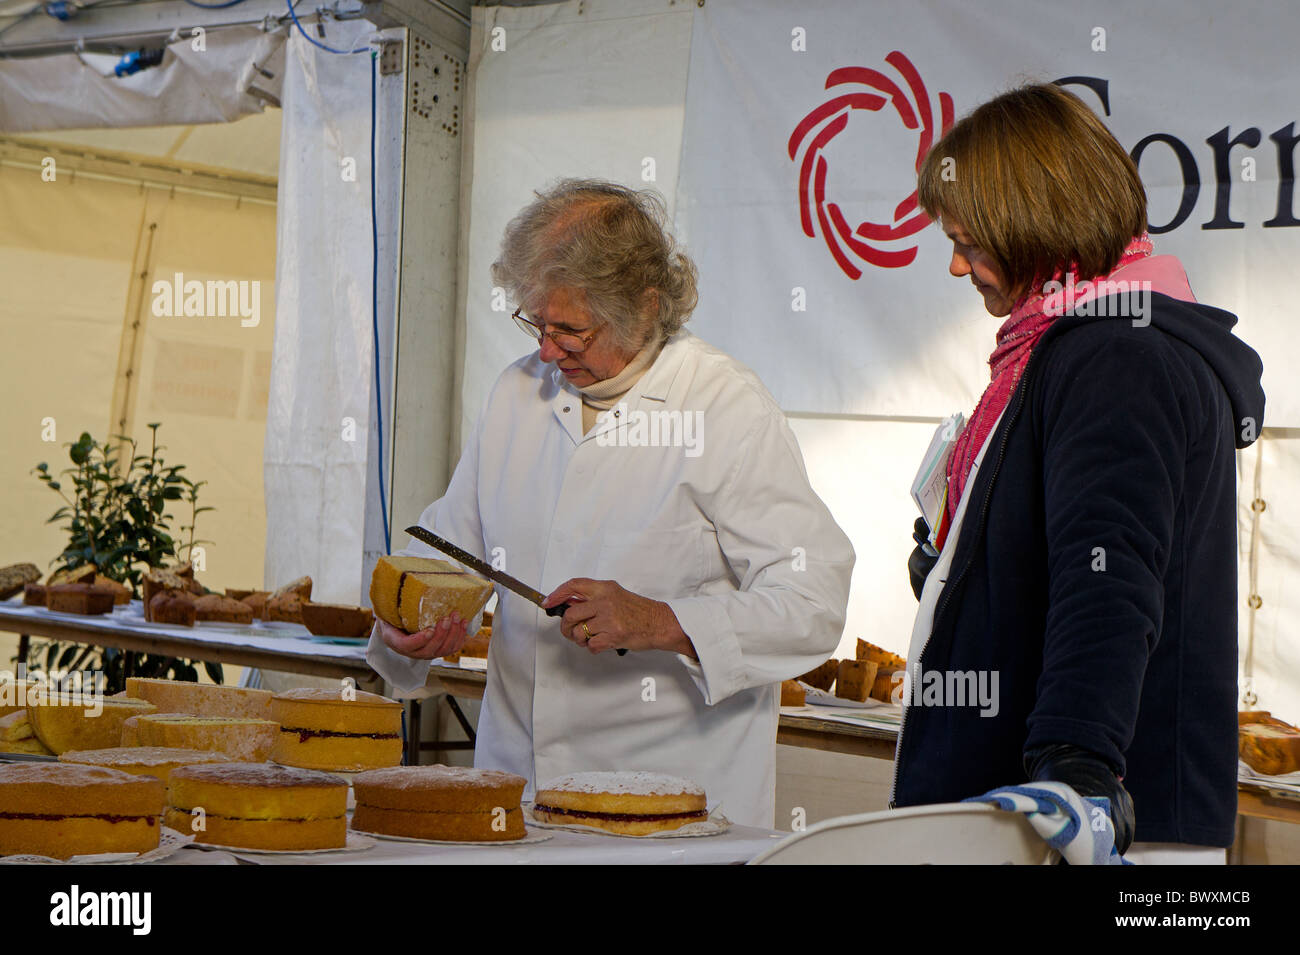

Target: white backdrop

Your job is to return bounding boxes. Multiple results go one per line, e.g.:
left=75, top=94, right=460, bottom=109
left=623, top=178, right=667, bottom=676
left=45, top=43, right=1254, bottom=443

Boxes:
left=678, top=0, right=1300, bottom=421
left=456, top=0, right=1297, bottom=716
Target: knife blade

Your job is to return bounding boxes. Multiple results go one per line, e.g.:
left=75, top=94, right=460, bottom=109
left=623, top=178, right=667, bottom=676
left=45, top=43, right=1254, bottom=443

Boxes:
left=403, top=525, right=627, bottom=655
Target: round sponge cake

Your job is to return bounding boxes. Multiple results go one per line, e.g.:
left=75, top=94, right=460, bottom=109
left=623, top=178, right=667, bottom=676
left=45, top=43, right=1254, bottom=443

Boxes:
left=351, top=765, right=527, bottom=841
left=0, top=763, right=165, bottom=859
left=165, top=762, right=348, bottom=851
left=271, top=687, right=403, bottom=772
left=532, top=771, right=707, bottom=835
left=61, top=746, right=234, bottom=782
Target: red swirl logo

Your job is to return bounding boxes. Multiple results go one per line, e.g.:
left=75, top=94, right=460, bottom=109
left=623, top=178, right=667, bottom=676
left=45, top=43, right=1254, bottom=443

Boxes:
left=788, top=52, right=954, bottom=278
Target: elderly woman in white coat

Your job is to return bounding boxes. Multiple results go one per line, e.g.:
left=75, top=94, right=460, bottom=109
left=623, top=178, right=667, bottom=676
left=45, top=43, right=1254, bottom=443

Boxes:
left=366, top=179, right=854, bottom=828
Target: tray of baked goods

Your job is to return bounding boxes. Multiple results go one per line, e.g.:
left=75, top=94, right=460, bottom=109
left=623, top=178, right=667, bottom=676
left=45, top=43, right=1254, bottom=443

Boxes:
left=9, top=559, right=382, bottom=641
left=778, top=639, right=907, bottom=710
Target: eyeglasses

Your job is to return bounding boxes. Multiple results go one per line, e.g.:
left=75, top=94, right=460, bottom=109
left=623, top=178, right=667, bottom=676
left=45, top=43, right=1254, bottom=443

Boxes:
left=511, top=306, right=601, bottom=354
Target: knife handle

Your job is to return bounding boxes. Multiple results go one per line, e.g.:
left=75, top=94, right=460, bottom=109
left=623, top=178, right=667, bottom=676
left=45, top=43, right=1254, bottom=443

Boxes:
left=545, top=603, right=628, bottom=655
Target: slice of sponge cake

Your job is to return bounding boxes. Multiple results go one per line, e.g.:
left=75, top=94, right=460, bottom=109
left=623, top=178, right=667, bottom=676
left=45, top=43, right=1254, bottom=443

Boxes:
left=369, top=555, right=494, bottom=634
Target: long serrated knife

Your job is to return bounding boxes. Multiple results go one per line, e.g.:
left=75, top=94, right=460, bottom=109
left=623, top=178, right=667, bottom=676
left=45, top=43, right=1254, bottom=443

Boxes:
left=403, top=525, right=627, bottom=655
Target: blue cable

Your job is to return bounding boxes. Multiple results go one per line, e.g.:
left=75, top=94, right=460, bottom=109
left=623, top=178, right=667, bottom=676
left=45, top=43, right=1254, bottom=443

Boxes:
left=369, top=50, right=391, bottom=554
left=285, top=0, right=369, bottom=55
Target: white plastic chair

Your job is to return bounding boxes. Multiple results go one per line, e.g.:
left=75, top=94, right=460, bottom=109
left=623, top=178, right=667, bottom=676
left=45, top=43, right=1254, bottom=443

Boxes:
left=749, top=802, right=1057, bottom=865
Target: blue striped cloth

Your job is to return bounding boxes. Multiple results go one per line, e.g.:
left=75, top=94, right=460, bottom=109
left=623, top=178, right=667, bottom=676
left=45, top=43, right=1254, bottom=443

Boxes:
left=963, top=781, right=1132, bottom=865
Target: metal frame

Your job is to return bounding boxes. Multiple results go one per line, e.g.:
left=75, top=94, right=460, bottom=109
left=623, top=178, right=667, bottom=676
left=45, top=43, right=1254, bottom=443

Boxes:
left=0, top=0, right=469, bottom=58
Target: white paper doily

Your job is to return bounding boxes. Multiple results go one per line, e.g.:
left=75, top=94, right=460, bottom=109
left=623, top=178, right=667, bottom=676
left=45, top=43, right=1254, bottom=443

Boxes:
left=522, top=805, right=732, bottom=839
left=350, top=825, right=553, bottom=847
left=0, top=825, right=194, bottom=865
left=186, top=830, right=375, bottom=855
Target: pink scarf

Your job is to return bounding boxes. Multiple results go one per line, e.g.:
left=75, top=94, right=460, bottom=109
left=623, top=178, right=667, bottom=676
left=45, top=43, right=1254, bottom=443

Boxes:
left=945, top=233, right=1154, bottom=522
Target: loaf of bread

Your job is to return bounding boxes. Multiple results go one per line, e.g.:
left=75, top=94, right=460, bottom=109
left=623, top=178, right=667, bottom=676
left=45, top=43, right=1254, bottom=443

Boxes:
left=352, top=765, right=527, bottom=842
left=780, top=680, right=806, bottom=707
left=1240, top=718, right=1300, bottom=776
left=149, top=590, right=196, bottom=626
left=799, top=658, right=839, bottom=692
left=369, top=555, right=494, bottom=634
left=45, top=565, right=96, bottom=587
left=270, top=687, right=403, bottom=772
left=22, top=582, right=46, bottom=605
left=533, top=771, right=707, bottom=836
left=460, top=627, right=491, bottom=659
left=125, top=677, right=273, bottom=721
left=856, top=639, right=907, bottom=670
left=193, top=594, right=254, bottom=624
left=301, top=602, right=376, bottom=638
left=0, top=562, right=41, bottom=599
left=90, top=574, right=132, bottom=605
left=265, top=577, right=312, bottom=624
left=0, top=763, right=165, bottom=859
left=60, top=746, right=233, bottom=782
left=239, top=591, right=270, bottom=619
left=142, top=567, right=191, bottom=621
left=835, top=659, right=879, bottom=702
left=870, top=667, right=905, bottom=703
left=165, top=762, right=348, bottom=851
left=27, top=696, right=158, bottom=755
left=45, top=582, right=117, bottom=615
left=132, top=713, right=278, bottom=762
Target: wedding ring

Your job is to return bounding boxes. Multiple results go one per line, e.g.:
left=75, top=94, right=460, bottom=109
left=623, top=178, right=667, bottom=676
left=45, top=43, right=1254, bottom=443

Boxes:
left=581, top=622, right=593, bottom=642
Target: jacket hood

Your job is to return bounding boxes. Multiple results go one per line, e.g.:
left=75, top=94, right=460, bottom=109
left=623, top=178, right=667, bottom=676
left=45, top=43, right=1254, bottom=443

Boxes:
left=1142, top=294, right=1266, bottom=449
left=1049, top=256, right=1265, bottom=449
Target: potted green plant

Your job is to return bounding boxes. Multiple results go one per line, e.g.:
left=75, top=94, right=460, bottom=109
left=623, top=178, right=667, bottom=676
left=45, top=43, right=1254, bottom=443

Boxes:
left=28, top=423, right=223, bottom=691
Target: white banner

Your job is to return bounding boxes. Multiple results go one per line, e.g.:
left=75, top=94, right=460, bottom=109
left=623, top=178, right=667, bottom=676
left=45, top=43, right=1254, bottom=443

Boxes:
left=677, top=0, right=1298, bottom=422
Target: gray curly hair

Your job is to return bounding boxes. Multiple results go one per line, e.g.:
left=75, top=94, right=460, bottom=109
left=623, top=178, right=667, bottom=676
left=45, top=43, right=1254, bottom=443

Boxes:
left=491, top=179, right=700, bottom=352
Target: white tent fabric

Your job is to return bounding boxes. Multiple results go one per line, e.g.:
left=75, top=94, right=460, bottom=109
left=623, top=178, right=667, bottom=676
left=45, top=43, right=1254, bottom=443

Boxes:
left=0, top=146, right=277, bottom=598
left=458, top=0, right=1299, bottom=717
left=0, top=25, right=285, bottom=133
left=263, top=21, right=376, bottom=603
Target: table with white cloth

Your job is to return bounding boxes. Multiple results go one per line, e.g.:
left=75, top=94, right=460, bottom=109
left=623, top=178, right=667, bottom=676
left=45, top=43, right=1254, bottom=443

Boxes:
left=0, top=599, right=380, bottom=686
left=157, top=821, right=785, bottom=865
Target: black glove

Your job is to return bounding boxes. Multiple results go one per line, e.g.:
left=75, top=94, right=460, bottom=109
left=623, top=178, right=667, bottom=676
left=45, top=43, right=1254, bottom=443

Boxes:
left=908, top=517, right=938, bottom=601
left=1025, top=743, right=1136, bottom=855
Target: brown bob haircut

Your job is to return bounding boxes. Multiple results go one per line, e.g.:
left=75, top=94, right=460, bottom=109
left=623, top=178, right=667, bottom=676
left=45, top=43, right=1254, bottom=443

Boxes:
left=917, top=83, right=1147, bottom=298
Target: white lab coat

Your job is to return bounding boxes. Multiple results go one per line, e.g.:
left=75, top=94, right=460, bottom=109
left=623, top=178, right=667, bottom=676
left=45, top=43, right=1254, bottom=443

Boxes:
left=366, top=330, right=854, bottom=827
